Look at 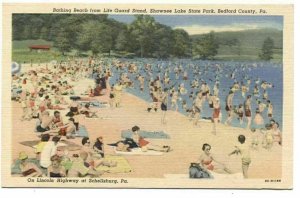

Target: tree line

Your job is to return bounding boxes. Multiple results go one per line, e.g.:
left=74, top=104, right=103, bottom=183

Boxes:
left=12, top=14, right=275, bottom=60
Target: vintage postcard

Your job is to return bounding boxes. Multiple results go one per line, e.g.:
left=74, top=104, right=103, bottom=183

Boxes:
left=1, top=3, right=293, bottom=188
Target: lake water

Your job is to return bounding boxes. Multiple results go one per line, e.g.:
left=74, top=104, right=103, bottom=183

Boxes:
left=107, top=58, right=283, bottom=130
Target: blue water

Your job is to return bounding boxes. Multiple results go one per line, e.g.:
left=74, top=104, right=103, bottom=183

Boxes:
left=106, top=59, right=283, bottom=130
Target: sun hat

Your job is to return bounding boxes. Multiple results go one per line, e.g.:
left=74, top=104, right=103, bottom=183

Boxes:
left=19, top=151, right=28, bottom=160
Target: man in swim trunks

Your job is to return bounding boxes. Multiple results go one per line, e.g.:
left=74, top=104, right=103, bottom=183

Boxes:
left=225, top=91, right=234, bottom=125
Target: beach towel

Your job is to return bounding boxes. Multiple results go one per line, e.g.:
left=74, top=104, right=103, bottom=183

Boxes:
left=121, top=130, right=170, bottom=139
left=113, top=147, right=163, bottom=156
left=76, top=125, right=89, bottom=137
left=189, top=163, right=213, bottom=179
left=19, top=140, right=82, bottom=151
left=84, top=116, right=112, bottom=120
left=79, top=101, right=109, bottom=108
left=95, top=155, right=132, bottom=173
left=11, top=158, right=46, bottom=175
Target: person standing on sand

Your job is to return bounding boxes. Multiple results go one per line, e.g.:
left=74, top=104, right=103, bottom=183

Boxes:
left=170, top=90, right=179, bottom=111
left=229, top=135, right=251, bottom=178
left=212, top=97, right=221, bottom=135
left=109, top=84, right=115, bottom=108
left=114, top=82, right=123, bottom=108
left=192, top=92, right=203, bottom=127
left=160, top=88, right=168, bottom=124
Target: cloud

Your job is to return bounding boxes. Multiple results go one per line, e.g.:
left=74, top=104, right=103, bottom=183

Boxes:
left=174, top=22, right=281, bottom=35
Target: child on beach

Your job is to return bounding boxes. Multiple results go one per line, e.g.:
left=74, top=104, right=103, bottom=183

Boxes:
left=250, top=129, right=260, bottom=150
left=229, top=135, right=251, bottom=178
left=93, top=136, right=105, bottom=158
left=262, top=129, right=274, bottom=150
left=47, top=155, right=66, bottom=177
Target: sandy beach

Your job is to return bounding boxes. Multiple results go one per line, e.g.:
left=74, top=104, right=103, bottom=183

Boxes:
left=11, top=75, right=282, bottom=178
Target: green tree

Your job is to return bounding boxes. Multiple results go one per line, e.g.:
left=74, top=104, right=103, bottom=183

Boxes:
left=151, top=24, right=173, bottom=58
left=193, top=31, right=219, bottom=60
left=54, top=29, right=72, bottom=55
left=259, top=37, right=275, bottom=60
left=172, top=29, right=191, bottom=58
left=40, top=27, right=49, bottom=40
left=115, top=29, right=130, bottom=52
left=129, top=15, right=157, bottom=57
left=77, top=21, right=113, bottom=55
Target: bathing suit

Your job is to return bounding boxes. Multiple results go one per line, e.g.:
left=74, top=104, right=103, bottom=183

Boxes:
left=139, top=138, right=149, bottom=147
left=70, top=107, right=78, bottom=114
left=161, top=103, right=167, bottom=111
left=58, top=127, right=67, bottom=136
left=225, top=105, right=231, bottom=111
left=245, top=109, right=251, bottom=117
left=49, top=172, right=62, bottom=177
left=202, top=159, right=214, bottom=170
left=39, top=106, right=46, bottom=113
left=213, top=108, right=220, bottom=119
left=238, top=112, right=244, bottom=118
left=36, top=125, right=49, bottom=132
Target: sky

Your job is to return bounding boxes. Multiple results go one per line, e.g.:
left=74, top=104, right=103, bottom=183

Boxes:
left=109, top=15, right=283, bottom=35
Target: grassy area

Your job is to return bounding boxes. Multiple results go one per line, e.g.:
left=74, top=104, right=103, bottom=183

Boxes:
left=12, top=40, right=68, bottom=63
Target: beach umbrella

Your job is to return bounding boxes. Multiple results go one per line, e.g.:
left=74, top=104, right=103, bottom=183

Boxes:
left=11, top=62, right=21, bottom=75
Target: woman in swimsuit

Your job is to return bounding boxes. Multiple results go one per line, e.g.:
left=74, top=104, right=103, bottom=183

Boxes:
left=130, top=126, right=171, bottom=152
left=198, top=144, right=231, bottom=174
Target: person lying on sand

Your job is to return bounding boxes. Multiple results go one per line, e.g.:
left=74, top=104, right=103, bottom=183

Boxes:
left=121, top=126, right=171, bottom=152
